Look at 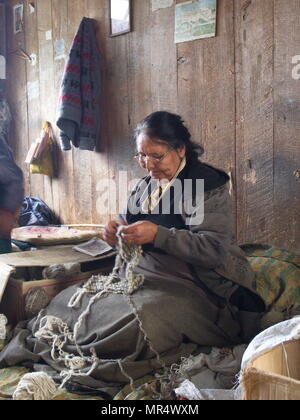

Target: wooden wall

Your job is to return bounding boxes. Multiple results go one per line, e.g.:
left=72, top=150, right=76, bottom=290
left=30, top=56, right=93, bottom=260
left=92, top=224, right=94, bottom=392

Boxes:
left=4, top=0, right=300, bottom=253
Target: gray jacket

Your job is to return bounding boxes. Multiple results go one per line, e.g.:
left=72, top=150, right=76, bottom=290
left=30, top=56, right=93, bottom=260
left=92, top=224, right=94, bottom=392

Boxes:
left=0, top=136, right=24, bottom=212
left=154, top=182, right=258, bottom=302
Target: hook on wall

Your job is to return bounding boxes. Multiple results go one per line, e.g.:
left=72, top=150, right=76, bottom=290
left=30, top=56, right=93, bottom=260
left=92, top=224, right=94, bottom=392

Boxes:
left=9, top=47, right=32, bottom=63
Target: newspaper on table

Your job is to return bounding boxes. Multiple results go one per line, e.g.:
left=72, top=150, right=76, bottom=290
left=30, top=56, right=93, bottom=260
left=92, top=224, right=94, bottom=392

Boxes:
left=73, top=238, right=113, bottom=257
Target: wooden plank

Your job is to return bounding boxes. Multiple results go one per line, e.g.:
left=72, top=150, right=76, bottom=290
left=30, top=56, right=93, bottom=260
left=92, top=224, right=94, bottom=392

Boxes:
left=177, top=0, right=235, bottom=169
left=177, top=0, right=236, bottom=226
left=0, top=245, right=115, bottom=267
left=87, top=0, right=111, bottom=224
left=0, top=2, right=6, bottom=56
left=123, top=0, right=153, bottom=211
left=51, top=0, right=75, bottom=223
left=0, top=1, right=5, bottom=97
left=103, top=1, right=132, bottom=220
left=273, top=0, right=300, bottom=253
left=235, top=0, right=274, bottom=245
left=67, top=0, right=93, bottom=224
left=127, top=0, right=152, bottom=123
left=36, top=0, right=55, bottom=210
left=0, top=1, right=5, bottom=96
left=151, top=1, right=178, bottom=113
left=39, top=0, right=64, bottom=223
left=6, top=1, right=30, bottom=196
left=22, top=0, right=44, bottom=201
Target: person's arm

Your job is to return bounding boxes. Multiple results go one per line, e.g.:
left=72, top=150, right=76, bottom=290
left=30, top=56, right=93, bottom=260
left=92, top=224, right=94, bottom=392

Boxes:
left=154, top=184, right=233, bottom=269
left=0, top=150, right=23, bottom=239
left=0, top=156, right=24, bottom=213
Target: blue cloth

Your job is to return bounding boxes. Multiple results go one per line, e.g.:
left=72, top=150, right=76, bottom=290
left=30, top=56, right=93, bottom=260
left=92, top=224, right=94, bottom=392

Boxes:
left=18, top=196, right=60, bottom=226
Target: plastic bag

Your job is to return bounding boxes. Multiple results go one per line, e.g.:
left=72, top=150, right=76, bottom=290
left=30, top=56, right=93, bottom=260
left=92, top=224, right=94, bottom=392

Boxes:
left=18, top=196, right=60, bottom=226
left=29, top=121, right=54, bottom=177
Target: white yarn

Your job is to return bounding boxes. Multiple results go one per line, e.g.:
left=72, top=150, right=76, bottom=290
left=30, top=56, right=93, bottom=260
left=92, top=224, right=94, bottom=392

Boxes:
left=13, top=372, right=57, bottom=400
left=0, top=314, right=8, bottom=340
left=33, top=315, right=98, bottom=389
left=68, top=227, right=144, bottom=309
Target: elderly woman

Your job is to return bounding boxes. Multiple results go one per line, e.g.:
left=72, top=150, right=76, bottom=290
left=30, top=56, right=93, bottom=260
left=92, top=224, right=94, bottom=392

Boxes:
left=0, top=111, right=265, bottom=398
left=104, top=111, right=265, bottom=337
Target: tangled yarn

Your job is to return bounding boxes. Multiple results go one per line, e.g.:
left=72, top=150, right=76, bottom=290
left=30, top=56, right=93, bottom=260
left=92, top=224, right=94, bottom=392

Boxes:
left=42, top=262, right=81, bottom=279
left=25, top=287, right=51, bottom=318
left=0, top=314, right=8, bottom=340
left=32, top=229, right=146, bottom=387
left=13, top=372, right=57, bottom=400
left=68, top=226, right=144, bottom=308
left=33, top=227, right=165, bottom=390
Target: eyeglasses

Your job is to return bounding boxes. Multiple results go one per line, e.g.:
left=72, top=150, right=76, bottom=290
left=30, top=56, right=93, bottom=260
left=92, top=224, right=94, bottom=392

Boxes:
left=133, top=149, right=171, bottom=165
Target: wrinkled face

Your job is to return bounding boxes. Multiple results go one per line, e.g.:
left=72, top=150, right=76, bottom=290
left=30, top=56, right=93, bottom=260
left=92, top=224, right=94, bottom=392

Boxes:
left=135, top=134, right=186, bottom=181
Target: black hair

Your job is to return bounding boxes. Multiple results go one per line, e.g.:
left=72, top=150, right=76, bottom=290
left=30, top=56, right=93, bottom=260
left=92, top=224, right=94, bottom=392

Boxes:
left=133, top=111, right=204, bottom=163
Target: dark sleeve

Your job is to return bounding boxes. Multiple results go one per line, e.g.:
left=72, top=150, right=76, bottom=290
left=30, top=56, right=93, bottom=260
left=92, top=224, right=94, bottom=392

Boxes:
left=0, top=141, right=24, bottom=212
left=154, top=184, right=234, bottom=269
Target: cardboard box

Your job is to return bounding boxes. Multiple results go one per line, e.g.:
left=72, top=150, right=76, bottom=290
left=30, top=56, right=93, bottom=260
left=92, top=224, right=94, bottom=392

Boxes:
left=0, top=245, right=116, bottom=325
left=242, top=338, right=300, bottom=400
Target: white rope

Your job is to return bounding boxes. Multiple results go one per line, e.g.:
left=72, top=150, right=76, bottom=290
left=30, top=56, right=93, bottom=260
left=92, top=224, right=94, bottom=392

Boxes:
left=13, top=372, right=57, bottom=400
left=0, top=314, right=8, bottom=340
left=33, top=227, right=166, bottom=390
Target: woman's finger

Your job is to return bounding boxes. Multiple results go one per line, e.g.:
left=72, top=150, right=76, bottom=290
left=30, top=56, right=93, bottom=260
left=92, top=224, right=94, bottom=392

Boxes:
left=120, top=225, right=137, bottom=235
left=121, top=233, right=135, bottom=243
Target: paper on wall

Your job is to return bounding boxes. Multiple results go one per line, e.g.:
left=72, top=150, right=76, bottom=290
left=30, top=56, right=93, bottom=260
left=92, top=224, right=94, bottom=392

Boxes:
left=46, top=30, right=52, bottom=41
left=29, top=3, right=35, bottom=14
left=27, top=80, right=39, bottom=101
left=54, top=39, right=66, bottom=61
left=30, top=53, right=37, bottom=66
left=152, top=0, right=174, bottom=12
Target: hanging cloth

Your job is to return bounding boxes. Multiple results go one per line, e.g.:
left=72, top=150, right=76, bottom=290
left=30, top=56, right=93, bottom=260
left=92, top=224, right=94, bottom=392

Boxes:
left=56, top=17, right=101, bottom=151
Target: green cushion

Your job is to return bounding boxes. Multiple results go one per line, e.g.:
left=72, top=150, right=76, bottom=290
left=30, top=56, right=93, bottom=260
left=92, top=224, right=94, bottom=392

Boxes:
left=0, top=239, right=12, bottom=254
left=241, top=243, right=300, bottom=312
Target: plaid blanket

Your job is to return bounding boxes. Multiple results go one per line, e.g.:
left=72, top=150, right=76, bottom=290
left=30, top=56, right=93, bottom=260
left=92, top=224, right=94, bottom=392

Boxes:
left=241, top=244, right=300, bottom=312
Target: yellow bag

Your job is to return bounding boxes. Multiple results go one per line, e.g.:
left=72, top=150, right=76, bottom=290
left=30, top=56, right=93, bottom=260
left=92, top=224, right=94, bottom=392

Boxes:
left=30, top=122, right=54, bottom=177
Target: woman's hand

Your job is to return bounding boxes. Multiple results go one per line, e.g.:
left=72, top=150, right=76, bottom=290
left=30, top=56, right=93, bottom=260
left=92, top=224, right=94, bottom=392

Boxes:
left=119, top=221, right=158, bottom=245
left=103, top=219, right=126, bottom=247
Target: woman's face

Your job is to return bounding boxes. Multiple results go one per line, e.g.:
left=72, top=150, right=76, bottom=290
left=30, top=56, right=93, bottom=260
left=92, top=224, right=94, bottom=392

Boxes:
left=135, top=134, right=186, bottom=181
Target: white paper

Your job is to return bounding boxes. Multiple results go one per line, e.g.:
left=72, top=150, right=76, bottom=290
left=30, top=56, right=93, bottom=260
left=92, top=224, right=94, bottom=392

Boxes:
left=73, top=239, right=113, bottom=257
left=46, top=30, right=52, bottom=41
left=13, top=4, right=24, bottom=34
left=30, top=53, right=37, bottom=66
left=29, top=3, right=35, bottom=14
left=27, top=80, right=39, bottom=101
left=175, top=0, right=217, bottom=44
left=54, top=39, right=66, bottom=61
left=152, top=0, right=174, bottom=12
